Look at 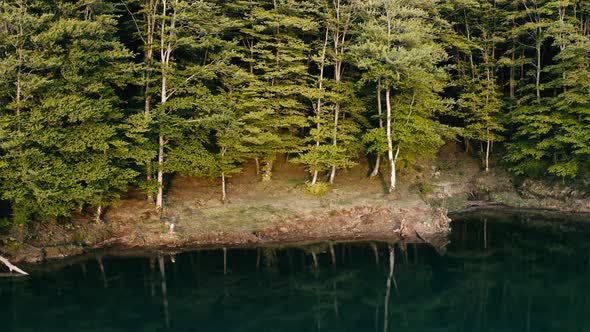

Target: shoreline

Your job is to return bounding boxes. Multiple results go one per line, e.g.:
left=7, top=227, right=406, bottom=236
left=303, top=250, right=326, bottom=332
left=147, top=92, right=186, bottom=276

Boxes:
left=1, top=204, right=452, bottom=264
left=2, top=147, right=590, bottom=267
left=4, top=201, right=590, bottom=267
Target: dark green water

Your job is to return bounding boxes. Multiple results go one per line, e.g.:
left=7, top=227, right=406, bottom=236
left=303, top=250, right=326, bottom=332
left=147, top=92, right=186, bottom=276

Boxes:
left=2, top=211, right=590, bottom=332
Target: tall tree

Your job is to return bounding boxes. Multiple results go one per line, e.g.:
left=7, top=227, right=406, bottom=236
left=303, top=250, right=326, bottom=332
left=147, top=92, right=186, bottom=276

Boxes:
left=226, top=0, right=315, bottom=181
left=152, top=0, right=232, bottom=210
left=0, top=1, right=139, bottom=222
left=355, top=0, right=452, bottom=192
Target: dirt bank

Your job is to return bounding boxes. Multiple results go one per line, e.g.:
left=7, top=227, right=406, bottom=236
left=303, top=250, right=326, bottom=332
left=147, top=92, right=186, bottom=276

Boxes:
left=1, top=204, right=450, bottom=264
left=1, top=142, right=588, bottom=265
left=1, top=155, right=452, bottom=264
left=427, top=144, right=590, bottom=214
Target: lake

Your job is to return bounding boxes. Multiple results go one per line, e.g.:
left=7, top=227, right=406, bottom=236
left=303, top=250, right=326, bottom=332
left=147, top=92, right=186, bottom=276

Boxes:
left=2, top=210, right=590, bottom=331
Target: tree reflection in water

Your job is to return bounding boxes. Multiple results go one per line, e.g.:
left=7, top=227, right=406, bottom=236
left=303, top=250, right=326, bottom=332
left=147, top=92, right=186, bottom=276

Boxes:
left=2, top=211, right=590, bottom=331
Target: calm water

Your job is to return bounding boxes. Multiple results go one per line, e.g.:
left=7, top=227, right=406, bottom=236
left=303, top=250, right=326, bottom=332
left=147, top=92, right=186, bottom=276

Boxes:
left=2, top=211, right=590, bottom=332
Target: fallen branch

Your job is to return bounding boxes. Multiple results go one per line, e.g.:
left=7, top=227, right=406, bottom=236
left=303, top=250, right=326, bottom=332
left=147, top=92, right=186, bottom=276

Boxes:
left=0, top=255, right=29, bottom=276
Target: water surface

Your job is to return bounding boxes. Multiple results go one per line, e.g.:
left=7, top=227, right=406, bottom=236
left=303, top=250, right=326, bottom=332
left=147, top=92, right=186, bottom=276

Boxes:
left=2, top=211, right=590, bottom=331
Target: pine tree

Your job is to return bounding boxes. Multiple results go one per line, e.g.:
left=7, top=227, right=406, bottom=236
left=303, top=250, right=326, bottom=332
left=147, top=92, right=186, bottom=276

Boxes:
left=225, top=0, right=316, bottom=181
left=0, top=1, right=139, bottom=222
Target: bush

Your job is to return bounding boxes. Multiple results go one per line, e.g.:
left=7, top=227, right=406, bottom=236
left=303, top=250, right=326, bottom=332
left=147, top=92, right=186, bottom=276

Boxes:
left=417, top=180, right=432, bottom=194
left=304, top=182, right=331, bottom=196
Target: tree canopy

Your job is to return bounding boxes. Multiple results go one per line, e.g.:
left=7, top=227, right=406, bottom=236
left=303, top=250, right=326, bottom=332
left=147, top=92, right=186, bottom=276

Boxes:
left=0, top=0, right=589, bottom=223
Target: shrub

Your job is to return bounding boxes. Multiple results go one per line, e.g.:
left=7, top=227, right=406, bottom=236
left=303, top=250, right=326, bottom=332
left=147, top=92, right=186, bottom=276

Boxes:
left=304, top=182, right=331, bottom=196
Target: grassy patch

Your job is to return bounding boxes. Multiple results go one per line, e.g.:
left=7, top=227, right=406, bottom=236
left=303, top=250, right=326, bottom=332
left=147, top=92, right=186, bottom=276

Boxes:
left=490, top=192, right=527, bottom=207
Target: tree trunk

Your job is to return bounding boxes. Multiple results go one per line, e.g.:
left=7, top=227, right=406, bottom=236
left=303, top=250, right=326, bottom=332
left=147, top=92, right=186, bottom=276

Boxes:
left=254, top=158, right=260, bottom=176
left=156, top=133, right=164, bottom=210
left=144, top=0, right=157, bottom=203
left=95, top=205, right=102, bottom=223
left=485, top=136, right=491, bottom=173
left=370, top=79, right=383, bottom=178
left=312, top=27, right=330, bottom=186
left=156, top=0, right=176, bottom=212
left=262, top=157, right=274, bottom=181
left=329, top=98, right=340, bottom=185
left=221, top=172, right=226, bottom=203
left=385, top=86, right=396, bottom=193
left=535, top=43, right=541, bottom=102
left=0, top=256, right=28, bottom=276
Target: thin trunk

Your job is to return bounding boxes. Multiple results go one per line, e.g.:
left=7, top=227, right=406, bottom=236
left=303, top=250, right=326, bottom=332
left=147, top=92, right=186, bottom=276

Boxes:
left=95, top=205, right=102, bottom=223
left=221, top=173, right=226, bottom=203
left=535, top=43, right=541, bottom=102
left=371, top=80, right=383, bottom=178
left=385, top=86, right=395, bottom=193
left=221, top=148, right=227, bottom=202
left=156, top=134, right=164, bottom=210
left=464, top=12, right=477, bottom=79
left=312, top=27, right=330, bottom=185
left=509, top=26, right=516, bottom=99
left=329, top=3, right=347, bottom=185
left=156, top=0, right=177, bottom=211
left=144, top=0, right=157, bottom=203
left=485, top=136, right=491, bottom=173
left=311, top=171, right=319, bottom=185
left=329, top=95, right=341, bottom=184
left=15, top=70, right=21, bottom=118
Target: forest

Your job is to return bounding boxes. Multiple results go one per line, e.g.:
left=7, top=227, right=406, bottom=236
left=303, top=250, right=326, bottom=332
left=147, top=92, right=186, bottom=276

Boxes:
left=0, top=0, right=589, bottom=224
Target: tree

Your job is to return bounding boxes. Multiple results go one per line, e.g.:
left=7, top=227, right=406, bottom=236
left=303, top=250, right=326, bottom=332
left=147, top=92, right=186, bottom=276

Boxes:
left=506, top=0, right=590, bottom=179
left=225, top=0, right=316, bottom=181
left=354, top=0, right=452, bottom=192
left=0, top=1, right=140, bottom=222
left=449, top=0, right=506, bottom=172
left=151, top=0, right=233, bottom=210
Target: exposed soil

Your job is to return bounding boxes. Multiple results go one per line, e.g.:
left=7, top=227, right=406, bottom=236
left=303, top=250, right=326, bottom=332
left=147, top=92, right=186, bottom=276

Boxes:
left=1, top=153, right=453, bottom=264
left=1, top=142, right=589, bottom=265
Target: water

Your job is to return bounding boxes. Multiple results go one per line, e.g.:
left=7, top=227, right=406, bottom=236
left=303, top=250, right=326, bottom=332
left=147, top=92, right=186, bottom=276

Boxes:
left=2, top=211, right=590, bottom=332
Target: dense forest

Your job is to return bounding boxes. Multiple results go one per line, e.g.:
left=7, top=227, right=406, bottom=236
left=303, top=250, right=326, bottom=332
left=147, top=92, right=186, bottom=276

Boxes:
left=0, top=0, right=589, bottom=224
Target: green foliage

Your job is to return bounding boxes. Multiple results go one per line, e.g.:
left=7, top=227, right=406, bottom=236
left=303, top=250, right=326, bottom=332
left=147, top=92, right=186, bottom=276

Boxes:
left=0, top=1, right=142, bottom=223
left=304, top=182, right=331, bottom=196
left=0, top=0, right=589, bottom=226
